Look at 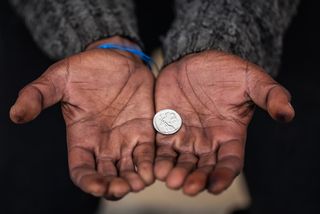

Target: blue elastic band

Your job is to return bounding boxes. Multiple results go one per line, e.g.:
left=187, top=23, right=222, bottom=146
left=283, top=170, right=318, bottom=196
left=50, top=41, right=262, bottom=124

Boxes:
left=98, top=43, right=154, bottom=69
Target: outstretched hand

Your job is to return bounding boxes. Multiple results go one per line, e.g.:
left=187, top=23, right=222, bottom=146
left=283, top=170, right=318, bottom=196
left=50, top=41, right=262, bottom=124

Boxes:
left=10, top=38, right=155, bottom=200
left=154, top=51, right=295, bottom=196
left=10, top=44, right=295, bottom=199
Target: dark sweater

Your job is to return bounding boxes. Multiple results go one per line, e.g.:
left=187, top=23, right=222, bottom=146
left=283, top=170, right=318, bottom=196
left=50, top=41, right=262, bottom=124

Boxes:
left=9, top=0, right=300, bottom=76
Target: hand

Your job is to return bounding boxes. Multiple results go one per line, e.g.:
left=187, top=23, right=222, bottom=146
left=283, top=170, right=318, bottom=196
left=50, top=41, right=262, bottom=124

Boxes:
left=10, top=37, right=155, bottom=200
left=154, top=51, right=294, bottom=196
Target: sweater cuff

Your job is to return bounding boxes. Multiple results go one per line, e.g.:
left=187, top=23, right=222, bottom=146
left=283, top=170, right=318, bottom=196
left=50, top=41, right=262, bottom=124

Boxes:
left=163, top=0, right=300, bottom=76
left=10, top=0, right=141, bottom=59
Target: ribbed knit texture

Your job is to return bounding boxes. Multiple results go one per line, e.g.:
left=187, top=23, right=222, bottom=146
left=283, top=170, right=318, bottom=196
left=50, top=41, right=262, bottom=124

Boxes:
left=10, top=0, right=300, bottom=75
left=9, top=0, right=140, bottom=59
left=163, top=0, right=300, bottom=76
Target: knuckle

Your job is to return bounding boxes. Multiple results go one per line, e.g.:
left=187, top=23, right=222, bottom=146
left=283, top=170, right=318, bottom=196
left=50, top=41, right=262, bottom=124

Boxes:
left=219, top=155, right=243, bottom=172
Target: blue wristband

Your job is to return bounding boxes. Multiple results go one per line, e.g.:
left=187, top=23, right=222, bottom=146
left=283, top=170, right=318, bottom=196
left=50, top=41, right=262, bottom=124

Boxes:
left=98, top=43, right=154, bottom=69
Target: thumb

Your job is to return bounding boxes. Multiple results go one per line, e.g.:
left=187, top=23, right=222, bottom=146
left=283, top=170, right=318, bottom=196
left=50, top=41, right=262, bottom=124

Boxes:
left=248, top=70, right=295, bottom=122
left=10, top=63, right=67, bottom=123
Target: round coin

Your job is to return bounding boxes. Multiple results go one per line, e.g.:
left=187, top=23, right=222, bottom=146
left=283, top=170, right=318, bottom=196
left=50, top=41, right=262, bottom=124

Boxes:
left=153, top=109, right=182, bottom=135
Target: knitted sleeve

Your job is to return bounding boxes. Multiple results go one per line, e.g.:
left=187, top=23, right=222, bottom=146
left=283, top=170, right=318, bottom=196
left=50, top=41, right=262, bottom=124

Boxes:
left=9, top=0, right=140, bottom=59
left=163, top=0, right=300, bottom=76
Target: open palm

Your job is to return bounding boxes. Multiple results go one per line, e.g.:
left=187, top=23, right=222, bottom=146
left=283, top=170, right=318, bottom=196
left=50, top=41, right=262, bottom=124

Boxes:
left=154, top=51, right=295, bottom=195
left=10, top=48, right=155, bottom=199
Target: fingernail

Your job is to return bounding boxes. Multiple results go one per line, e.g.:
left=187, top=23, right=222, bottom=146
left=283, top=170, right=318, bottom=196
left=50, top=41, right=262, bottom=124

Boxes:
left=105, top=195, right=122, bottom=201
left=288, top=102, right=294, bottom=111
left=10, top=106, right=24, bottom=123
left=275, top=112, right=287, bottom=122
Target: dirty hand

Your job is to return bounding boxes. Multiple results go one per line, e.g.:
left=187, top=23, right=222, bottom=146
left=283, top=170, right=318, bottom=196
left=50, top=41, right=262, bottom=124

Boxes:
left=154, top=51, right=294, bottom=195
left=10, top=37, right=155, bottom=200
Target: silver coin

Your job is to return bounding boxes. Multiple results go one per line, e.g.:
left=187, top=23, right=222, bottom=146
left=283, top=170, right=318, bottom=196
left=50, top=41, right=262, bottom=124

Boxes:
left=153, top=109, right=182, bottom=135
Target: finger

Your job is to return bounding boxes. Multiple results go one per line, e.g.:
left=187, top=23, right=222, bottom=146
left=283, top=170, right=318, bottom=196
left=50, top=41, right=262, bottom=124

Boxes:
left=248, top=72, right=295, bottom=122
left=266, top=86, right=295, bottom=122
left=10, top=70, right=65, bottom=124
left=154, top=144, right=177, bottom=181
left=68, top=146, right=108, bottom=197
left=118, top=156, right=145, bottom=192
left=207, top=140, right=244, bottom=194
left=133, top=142, right=155, bottom=185
left=96, top=158, right=130, bottom=200
left=166, top=153, right=197, bottom=190
left=183, top=152, right=216, bottom=196
left=97, top=158, right=117, bottom=177
left=105, top=177, right=131, bottom=200
left=183, top=166, right=213, bottom=196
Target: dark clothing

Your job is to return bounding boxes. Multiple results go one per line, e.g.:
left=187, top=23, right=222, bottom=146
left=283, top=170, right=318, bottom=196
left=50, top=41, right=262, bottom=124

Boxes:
left=9, top=0, right=299, bottom=75
left=163, top=0, right=299, bottom=76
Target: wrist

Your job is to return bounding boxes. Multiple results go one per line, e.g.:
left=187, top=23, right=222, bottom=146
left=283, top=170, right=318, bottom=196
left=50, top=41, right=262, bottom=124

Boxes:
left=86, top=36, right=141, bottom=51
left=85, top=36, right=145, bottom=65
left=86, top=36, right=155, bottom=69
